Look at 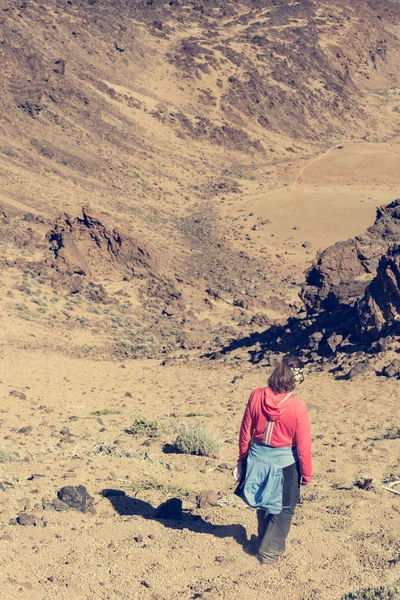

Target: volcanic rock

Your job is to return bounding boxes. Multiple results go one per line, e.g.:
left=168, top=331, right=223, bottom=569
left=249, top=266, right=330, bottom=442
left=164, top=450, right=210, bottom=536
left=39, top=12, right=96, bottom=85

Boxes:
left=302, top=199, right=400, bottom=314
left=381, top=359, right=400, bottom=379
left=46, top=207, right=157, bottom=279
left=57, top=485, right=93, bottom=513
left=196, top=490, right=219, bottom=509
left=346, top=362, right=371, bottom=380
left=154, top=498, right=182, bottom=520
left=358, top=244, right=400, bottom=340
left=17, top=513, right=37, bottom=527
left=9, top=391, right=27, bottom=401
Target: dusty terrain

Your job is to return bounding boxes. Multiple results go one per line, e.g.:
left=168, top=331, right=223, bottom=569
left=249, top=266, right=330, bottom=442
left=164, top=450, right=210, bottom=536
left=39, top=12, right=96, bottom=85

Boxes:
left=0, top=352, right=399, bottom=600
left=0, top=0, right=400, bottom=598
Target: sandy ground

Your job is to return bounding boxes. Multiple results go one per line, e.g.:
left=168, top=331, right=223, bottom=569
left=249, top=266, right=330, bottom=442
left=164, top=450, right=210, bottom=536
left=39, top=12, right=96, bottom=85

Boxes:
left=0, top=349, right=399, bottom=600
left=223, top=142, right=400, bottom=261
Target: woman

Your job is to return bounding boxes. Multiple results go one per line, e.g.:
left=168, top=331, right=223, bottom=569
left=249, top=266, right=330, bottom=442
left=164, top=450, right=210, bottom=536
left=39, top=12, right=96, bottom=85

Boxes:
left=234, top=355, right=312, bottom=567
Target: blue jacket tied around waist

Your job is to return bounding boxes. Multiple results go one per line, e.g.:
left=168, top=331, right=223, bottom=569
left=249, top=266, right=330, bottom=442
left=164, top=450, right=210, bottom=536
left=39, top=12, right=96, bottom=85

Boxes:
left=239, top=441, right=299, bottom=514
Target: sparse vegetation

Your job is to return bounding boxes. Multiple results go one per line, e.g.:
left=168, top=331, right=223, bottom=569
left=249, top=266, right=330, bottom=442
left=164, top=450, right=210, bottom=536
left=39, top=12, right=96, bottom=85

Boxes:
left=126, top=418, right=165, bottom=438
left=91, top=409, right=122, bottom=417
left=376, top=426, right=400, bottom=440
left=17, top=311, right=32, bottom=321
left=383, top=426, right=400, bottom=440
left=0, top=447, right=18, bottom=462
left=124, top=478, right=194, bottom=500
left=91, top=441, right=134, bottom=458
left=173, top=424, right=221, bottom=456
left=116, top=338, right=135, bottom=350
left=185, top=412, right=213, bottom=418
left=340, top=581, right=400, bottom=599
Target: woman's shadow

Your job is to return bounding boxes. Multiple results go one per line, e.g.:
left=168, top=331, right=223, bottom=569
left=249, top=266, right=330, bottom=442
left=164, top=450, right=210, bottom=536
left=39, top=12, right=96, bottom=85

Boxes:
left=101, top=488, right=249, bottom=550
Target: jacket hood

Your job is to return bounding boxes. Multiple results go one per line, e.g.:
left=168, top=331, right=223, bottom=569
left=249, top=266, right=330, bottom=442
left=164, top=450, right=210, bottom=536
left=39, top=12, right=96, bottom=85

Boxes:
left=261, top=387, right=294, bottom=421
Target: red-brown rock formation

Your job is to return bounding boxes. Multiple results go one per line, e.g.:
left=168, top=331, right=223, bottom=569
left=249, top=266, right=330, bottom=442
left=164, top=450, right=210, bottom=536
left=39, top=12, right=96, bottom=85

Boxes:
left=46, top=207, right=155, bottom=278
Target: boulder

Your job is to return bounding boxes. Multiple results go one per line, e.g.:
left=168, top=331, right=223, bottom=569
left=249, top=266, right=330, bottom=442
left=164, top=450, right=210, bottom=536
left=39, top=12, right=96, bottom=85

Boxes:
left=381, top=359, right=400, bottom=378
left=154, top=498, right=182, bottom=520
left=57, top=485, right=93, bottom=513
left=17, top=513, right=37, bottom=526
left=346, top=362, right=371, bottom=380
left=196, top=490, right=219, bottom=509
left=358, top=244, right=400, bottom=340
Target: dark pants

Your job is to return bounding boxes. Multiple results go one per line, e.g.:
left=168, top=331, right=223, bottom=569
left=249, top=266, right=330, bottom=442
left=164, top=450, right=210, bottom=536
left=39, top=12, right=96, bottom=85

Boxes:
left=256, top=461, right=300, bottom=564
left=257, top=505, right=295, bottom=564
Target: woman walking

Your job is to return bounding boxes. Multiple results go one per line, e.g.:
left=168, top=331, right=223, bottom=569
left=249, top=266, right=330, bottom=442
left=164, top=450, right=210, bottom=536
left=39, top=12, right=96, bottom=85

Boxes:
left=234, top=356, right=312, bottom=567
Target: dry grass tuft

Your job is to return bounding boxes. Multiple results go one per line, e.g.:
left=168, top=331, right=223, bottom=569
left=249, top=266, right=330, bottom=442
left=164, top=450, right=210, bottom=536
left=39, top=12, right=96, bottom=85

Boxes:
left=173, top=424, right=221, bottom=456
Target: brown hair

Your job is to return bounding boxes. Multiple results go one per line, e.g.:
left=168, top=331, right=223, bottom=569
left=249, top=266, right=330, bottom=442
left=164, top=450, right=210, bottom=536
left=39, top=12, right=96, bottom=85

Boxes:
left=268, top=356, right=305, bottom=394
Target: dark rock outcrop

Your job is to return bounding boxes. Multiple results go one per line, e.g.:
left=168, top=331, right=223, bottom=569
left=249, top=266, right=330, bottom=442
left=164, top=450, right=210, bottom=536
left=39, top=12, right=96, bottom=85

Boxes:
left=301, top=199, right=400, bottom=314
left=358, top=244, right=400, bottom=340
left=381, top=359, right=400, bottom=378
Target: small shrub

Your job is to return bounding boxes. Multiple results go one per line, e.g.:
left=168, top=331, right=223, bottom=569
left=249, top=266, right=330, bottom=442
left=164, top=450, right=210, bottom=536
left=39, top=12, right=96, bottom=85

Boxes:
left=31, top=297, right=47, bottom=307
left=17, top=311, right=32, bottom=321
left=116, top=338, right=135, bottom=349
left=78, top=316, right=91, bottom=327
left=340, top=581, right=400, bottom=599
left=126, top=418, right=165, bottom=438
left=15, top=303, right=28, bottom=311
left=91, top=409, right=122, bottom=417
left=185, top=412, right=213, bottom=418
left=0, top=448, right=18, bottom=462
left=383, top=426, right=400, bottom=440
left=173, top=425, right=221, bottom=456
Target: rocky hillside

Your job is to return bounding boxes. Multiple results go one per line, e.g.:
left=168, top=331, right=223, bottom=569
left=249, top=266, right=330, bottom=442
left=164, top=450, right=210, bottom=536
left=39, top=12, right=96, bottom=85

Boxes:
left=1, top=0, right=400, bottom=359
left=217, top=199, right=400, bottom=376
left=301, top=199, right=400, bottom=314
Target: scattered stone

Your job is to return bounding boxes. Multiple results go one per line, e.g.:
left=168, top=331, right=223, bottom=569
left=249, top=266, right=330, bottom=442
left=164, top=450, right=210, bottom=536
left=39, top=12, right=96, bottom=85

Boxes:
left=60, top=427, right=72, bottom=436
left=52, top=498, right=70, bottom=512
left=17, top=426, right=32, bottom=435
left=17, top=513, right=37, bottom=526
left=326, top=334, right=343, bottom=353
left=134, top=534, right=143, bottom=543
left=154, top=497, right=182, bottom=520
left=196, top=490, right=219, bottom=509
left=302, top=241, right=312, bottom=249
left=382, top=359, right=400, bottom=378
left=140, top=580, right=151, bottom=588
left=9, top=390, right=27, bottom=401
left=17, top=497, right=31, bottom=511
left=27, top=474, right=45, bottom=481
left=354, top=477, right=373, bottom=490
left=346, top=362, right=371, bottom=379
left=231, top=375, right=243, bottom=384
left=371, top=338, right=388, bottom=353
left=57, top=485, right=93, bottom=513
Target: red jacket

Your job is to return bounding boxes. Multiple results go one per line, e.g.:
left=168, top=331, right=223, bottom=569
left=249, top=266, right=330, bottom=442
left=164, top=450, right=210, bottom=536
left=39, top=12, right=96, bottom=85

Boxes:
left=239, top=387, right=312, bottom=484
